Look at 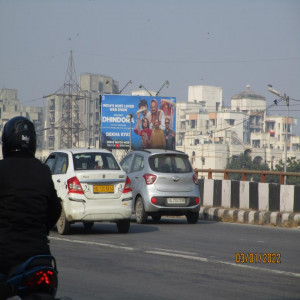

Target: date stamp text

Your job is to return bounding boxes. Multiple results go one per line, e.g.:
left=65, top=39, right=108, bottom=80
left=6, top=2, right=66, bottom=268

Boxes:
left=235, top=252, right=281, bottom=264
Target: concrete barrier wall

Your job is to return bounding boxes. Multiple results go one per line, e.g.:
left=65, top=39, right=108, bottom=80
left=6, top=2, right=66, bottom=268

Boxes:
left=199, top=179, right=300, bottom=213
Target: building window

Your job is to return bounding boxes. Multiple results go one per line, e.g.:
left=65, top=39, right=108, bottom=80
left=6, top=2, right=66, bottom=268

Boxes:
left=206, top=120, right=209, bottom=129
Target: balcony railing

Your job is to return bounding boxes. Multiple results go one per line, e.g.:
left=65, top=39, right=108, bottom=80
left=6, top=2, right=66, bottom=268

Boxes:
left=194, top=168, right=300, bottom=185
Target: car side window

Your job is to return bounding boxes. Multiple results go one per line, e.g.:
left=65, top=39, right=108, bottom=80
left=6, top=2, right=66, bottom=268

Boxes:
left=53, top=154, right=68, bottom=175
left=45, top=154, right=57, bottom=174
left=120, top=154, right=133, bottom=173
left=132, top=155, right=144, bottom=172
left=104, top=154, right=120, bottom=170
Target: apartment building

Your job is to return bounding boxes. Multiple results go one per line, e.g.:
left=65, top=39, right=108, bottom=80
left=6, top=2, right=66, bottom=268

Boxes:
left=2, top=82, right=299, bottom=171
left=43, top=73, right=119, bottom=151
left=0, top=88, right=44, bottom=158
left=176, top=85, right=300, bottom=175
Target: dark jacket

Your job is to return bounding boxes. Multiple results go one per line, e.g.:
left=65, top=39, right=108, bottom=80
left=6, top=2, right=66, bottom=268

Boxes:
left=0, top=152, right=61, bottom=274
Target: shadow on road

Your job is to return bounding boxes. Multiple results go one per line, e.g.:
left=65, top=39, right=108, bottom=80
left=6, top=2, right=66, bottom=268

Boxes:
left=51, top=221, right=159, bottom=236
left=50, top=217, right=217, bottom=236
left=131, top=217, right=217, bottom=226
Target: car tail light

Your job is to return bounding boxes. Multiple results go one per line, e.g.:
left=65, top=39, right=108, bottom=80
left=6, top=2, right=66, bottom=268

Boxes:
left=195, top=197, right=199, bottom=205
left=25, top=270, right=57, bottom=293
left=151, top=197, right=157, bottom=204
left=193, top=174, right=198, bottom=185
left=67, top=176, right=84, bottom=194
left=123, top=176, right=132, bottom=193
left=143, top=174, right=157, bottom=185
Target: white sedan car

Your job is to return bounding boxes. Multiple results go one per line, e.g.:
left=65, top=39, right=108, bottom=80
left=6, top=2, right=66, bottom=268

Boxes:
left=45, top=148, right=133, bottom=234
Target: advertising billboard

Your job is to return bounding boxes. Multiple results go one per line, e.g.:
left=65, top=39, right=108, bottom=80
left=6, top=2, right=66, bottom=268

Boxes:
left=101, top=94, right=176, bottom=150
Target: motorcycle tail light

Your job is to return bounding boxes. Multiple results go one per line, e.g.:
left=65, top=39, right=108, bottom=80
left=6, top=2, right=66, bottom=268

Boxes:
left=25, top=270, right=58, bottom=293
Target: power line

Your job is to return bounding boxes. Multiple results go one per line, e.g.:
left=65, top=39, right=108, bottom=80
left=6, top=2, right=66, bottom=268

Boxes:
left=74, top=50, right=300, bottom=65
left=211, top=98, right=284, bottom=135
left=20, top=97, right=45, bottom=104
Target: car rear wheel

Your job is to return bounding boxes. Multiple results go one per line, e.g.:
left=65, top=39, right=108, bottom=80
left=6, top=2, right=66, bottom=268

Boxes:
left=117, top=219, right=130, bottom=233
left=186, top=212, right=199, bottom=224
left=83, top=221, right=94, bottom=231
left=57, top=208, right=70, bottom=235
left=135, top=197, right=148, bottom=224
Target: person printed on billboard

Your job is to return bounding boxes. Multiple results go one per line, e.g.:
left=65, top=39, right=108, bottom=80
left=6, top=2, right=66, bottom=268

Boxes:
left=137, top=99, right=151, bottom=129
left=160, top=99, right=175, bottom=129
left=164, top=116, right=175, bottom=150
left=150, top=118, right=166, bottom=149
left=134, top=118, right=152, bottom=149
left=150, top=99, right=165, bottom=130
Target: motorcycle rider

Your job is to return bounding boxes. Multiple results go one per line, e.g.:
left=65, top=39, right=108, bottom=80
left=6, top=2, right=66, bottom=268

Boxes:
left=0, top=116, right=61, bottom=299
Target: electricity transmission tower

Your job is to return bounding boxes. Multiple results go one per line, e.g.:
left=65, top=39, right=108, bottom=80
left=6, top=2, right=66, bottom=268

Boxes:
left=47, top=51, right=86, bottom=149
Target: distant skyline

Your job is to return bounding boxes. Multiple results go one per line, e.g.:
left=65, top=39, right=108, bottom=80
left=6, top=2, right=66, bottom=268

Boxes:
left=1, top=0, right=300, bottom=133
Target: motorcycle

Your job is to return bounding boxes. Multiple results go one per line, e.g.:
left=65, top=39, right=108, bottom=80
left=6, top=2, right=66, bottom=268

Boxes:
left=0, top=255, right=69, bottom=300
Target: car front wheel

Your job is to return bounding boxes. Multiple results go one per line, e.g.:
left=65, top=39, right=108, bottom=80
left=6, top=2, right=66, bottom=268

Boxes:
left=57, top=208, right=70, bottom=235
left=117, top=219, right=130, bottom=233
left=186, top=212, right=199, bottom=224
left=135, top=197, right=148, bottom=224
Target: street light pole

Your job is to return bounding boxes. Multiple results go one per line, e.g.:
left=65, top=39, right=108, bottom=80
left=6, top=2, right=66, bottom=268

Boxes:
left=285, top=95, right=289, bottom=182
left=118, top=80, right=132, bottom=94
left=126, top=113, right=133, bottom=151
left=156, top=80, right=169, bottom=96
left=267, top=85, right=289, bottom=184
left=99, top=94, right=102, bottom=149
left=139, top=84, right=152, bottom=96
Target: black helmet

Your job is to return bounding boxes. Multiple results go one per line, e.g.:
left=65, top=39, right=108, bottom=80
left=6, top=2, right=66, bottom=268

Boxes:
left=2, top=116, right=36, bottom=158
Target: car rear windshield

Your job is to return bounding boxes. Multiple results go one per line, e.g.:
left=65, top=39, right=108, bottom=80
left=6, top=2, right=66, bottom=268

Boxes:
left=149, top=154, right=192, bottom=173
left=73, top=152, right=120, bottom=171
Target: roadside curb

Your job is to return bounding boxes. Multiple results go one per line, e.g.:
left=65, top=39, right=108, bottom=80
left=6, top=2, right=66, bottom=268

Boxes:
left=199, top=207, right=300, bottom=228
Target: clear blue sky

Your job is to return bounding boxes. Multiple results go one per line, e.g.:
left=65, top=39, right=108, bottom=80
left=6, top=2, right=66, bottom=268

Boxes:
left=1, top=0, right=300, bottom=133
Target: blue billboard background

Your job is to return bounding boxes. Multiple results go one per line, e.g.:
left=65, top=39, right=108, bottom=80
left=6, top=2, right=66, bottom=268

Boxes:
left=101, top=94, right=176, bottom=150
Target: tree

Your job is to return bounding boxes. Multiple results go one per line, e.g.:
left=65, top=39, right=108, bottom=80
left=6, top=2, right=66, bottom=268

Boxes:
left=226, top=153, right=270, bottom=182
left=226, top=154, right=300, bottom=185
left=274, top=157, right=300, bottom=185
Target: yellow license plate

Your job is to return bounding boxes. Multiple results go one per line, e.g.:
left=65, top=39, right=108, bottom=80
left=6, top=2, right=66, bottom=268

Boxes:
left=93, top=185, right=114, bottom=193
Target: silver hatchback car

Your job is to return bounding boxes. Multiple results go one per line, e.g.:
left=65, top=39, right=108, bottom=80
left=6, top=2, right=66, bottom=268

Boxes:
left=120, top=149, right=200, bottom=224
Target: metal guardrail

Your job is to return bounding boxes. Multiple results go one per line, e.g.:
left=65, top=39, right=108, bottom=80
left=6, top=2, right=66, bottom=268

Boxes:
left=194, top=168, right=300, bottom=185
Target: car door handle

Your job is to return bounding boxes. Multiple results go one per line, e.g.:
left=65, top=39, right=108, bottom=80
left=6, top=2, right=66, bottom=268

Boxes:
left=57, top=179, right=61, bottom=183
left=135, top=176, right=139, bottom=179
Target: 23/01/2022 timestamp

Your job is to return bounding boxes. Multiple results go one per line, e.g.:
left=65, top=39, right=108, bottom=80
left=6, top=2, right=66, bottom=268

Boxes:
left=236, top=253, right=281, bottom=264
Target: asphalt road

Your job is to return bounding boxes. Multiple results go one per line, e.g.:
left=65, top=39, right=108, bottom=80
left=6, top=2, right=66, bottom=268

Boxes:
left=50, top=219, right=300, bottom=300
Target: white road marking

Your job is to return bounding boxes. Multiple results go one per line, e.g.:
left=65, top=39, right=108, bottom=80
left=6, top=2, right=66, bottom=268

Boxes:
left=152, top=248, right=197, bottom=255
left=145, top=250, right=300, bottom=278
left=51, top=236, right=300, bottom=278
left=50, top=236, right=136, bottom=251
